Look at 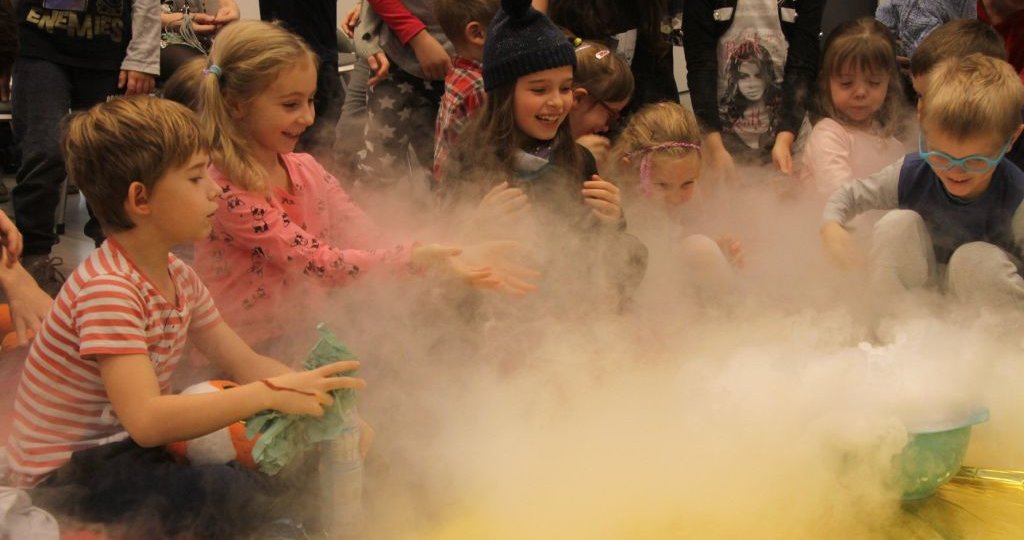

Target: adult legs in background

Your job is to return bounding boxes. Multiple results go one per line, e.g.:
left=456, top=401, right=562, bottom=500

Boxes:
left=334, top=56, right=371, bottom=182
left=11, top=58, right=113, bottom=293
left=356, top=67, right=442, bottom=192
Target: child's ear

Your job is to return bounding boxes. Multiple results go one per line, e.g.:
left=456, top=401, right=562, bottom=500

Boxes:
left=465, top=21, right=486, bottom=47
left=125, top=181, right=152, bottom=218
left=572, top=87, right=588, bottom=104
left=225, top=97, right=247, bottom=120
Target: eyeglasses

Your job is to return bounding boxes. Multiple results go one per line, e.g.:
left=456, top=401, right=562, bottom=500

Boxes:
left=918, top=132, right=1013, bottom=174
left=595, top=99, right=622, bottom=125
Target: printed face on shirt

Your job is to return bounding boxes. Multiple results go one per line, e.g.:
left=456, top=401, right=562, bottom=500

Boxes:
left=920, top=123, right=1005, bottom=200
left=148, top=152, right=220, bottom=243
left=513, top=66, right=574, bottom=141
left=829, top=66, right=889, bottom=127
left=237, top=59, right=317, bottom=167
left=569, top=91, right=629, bottom=138
left=649, top=152, right=701, bottom=208
left=737, top=61, right=766, bottom=102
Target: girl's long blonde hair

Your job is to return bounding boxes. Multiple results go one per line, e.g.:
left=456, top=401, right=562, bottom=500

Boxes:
left=817, top=17, right=906, bottom=136
left=198, top=20, right=318, bottom=192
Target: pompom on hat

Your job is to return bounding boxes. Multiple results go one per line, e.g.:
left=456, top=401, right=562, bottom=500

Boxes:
left=482, top=0, right=577, bottom=91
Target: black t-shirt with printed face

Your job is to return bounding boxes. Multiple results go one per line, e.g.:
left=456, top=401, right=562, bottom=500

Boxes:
left=16, top=0, right=133, bottom=71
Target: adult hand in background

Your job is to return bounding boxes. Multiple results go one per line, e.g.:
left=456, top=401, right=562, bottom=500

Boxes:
left=119, top=70, right=155, bottom=95
left=409, top=29, right=451, bottom=81
left=367, top=52, right=390, bottom=87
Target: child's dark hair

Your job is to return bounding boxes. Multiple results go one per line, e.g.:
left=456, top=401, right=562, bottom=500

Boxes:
left=910, top=19, right=1006, bottom=77
left=0, top=0, right=16, bottom=73
left=720, top=40, right=782, bottom=123
left=162, top=57, right=207, bottom=111
left=818, top=17, right=905, bottom=136
left=435, top=0, right=500, bottom=48
left=62, top=96, right=209, bottom=232
left=549, top=0, right=669, bottom=58
left=573, top=39, right=634, bottom=104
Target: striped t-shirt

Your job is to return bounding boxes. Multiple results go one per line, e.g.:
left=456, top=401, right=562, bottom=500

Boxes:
left=3, top=239, right=221, bottom=486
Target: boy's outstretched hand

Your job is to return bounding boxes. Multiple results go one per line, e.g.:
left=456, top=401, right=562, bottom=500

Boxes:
left=821, top=221, right=864, bottom=269
left=582, top=174, right=623, bottom=226
left=263, top=360, right=366, bottom=417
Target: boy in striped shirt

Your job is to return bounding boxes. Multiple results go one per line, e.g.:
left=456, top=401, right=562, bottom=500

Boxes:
left=1, top=96, right=366, bottom=537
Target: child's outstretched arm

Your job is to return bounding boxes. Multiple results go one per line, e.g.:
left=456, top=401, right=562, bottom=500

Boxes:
left=217, top=184, right=412, bottom=287
left=99, top=352, right=365, bottom=448
left=820, top=157, right=902, bottom=268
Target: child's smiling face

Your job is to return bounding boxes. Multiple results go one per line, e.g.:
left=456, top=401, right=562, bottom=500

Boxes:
left=236, top=58, right=317, bottom=165
left=919, top=123, right=1009, bottom=200
left=513, top=66, right=574, bottom=141
left=737, top=61, right=766, bottom=102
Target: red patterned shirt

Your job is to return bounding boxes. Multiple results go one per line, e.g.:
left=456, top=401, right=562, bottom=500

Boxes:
left=433, top=56, right=486, bottom=183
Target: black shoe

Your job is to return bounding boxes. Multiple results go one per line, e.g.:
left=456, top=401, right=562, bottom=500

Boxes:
left=23, top=256, right=67, bottom=298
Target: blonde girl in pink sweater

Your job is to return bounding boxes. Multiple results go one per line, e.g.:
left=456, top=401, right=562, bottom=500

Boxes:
left=193, top=21, right=533, bottom=356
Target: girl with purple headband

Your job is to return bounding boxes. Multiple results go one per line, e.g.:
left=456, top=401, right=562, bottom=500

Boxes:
left=611, top=102, right=744, bottom=300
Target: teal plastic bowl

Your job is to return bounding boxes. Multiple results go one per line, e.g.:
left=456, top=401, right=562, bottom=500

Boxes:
left=893, top=409, right=990, bottom=501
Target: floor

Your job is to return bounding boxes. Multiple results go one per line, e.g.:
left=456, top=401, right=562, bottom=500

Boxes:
left=0, top=171, right=95, bottom=272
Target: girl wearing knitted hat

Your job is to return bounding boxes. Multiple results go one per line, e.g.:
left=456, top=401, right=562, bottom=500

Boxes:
left=611, top=102, right=743, bottom=301
left=441, top=0, right=647, bottom=311
left=442, top=0, right=625, bottom=226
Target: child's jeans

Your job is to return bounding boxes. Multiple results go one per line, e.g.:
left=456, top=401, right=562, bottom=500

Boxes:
left=11, top=57, right=109, bottom=255
left=29, top=439, right=322, bottom=539
left=870, top=209, right=1024, bottom=309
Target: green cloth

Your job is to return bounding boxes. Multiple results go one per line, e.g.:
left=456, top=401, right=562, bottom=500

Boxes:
left=245, top=323, right=359, bottom=475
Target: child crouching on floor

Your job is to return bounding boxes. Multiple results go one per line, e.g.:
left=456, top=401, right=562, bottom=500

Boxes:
left=0, top=96, right=366, bottom=539
left=821, top=54, right=1024, bottom=313
left=610, top=101, right=743, bottom=302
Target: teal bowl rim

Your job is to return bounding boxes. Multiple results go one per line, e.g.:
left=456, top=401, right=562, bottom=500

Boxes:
left=904, top=407, right=989, bottom=435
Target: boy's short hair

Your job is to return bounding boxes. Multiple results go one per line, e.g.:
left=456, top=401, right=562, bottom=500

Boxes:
left=62, top=96, right=210, bottom=232
left=920, top=54, right=1024, bottom=142
left=435, top=0, right=500, bottom=47
left=910, top=19, right=1005, bottom=76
